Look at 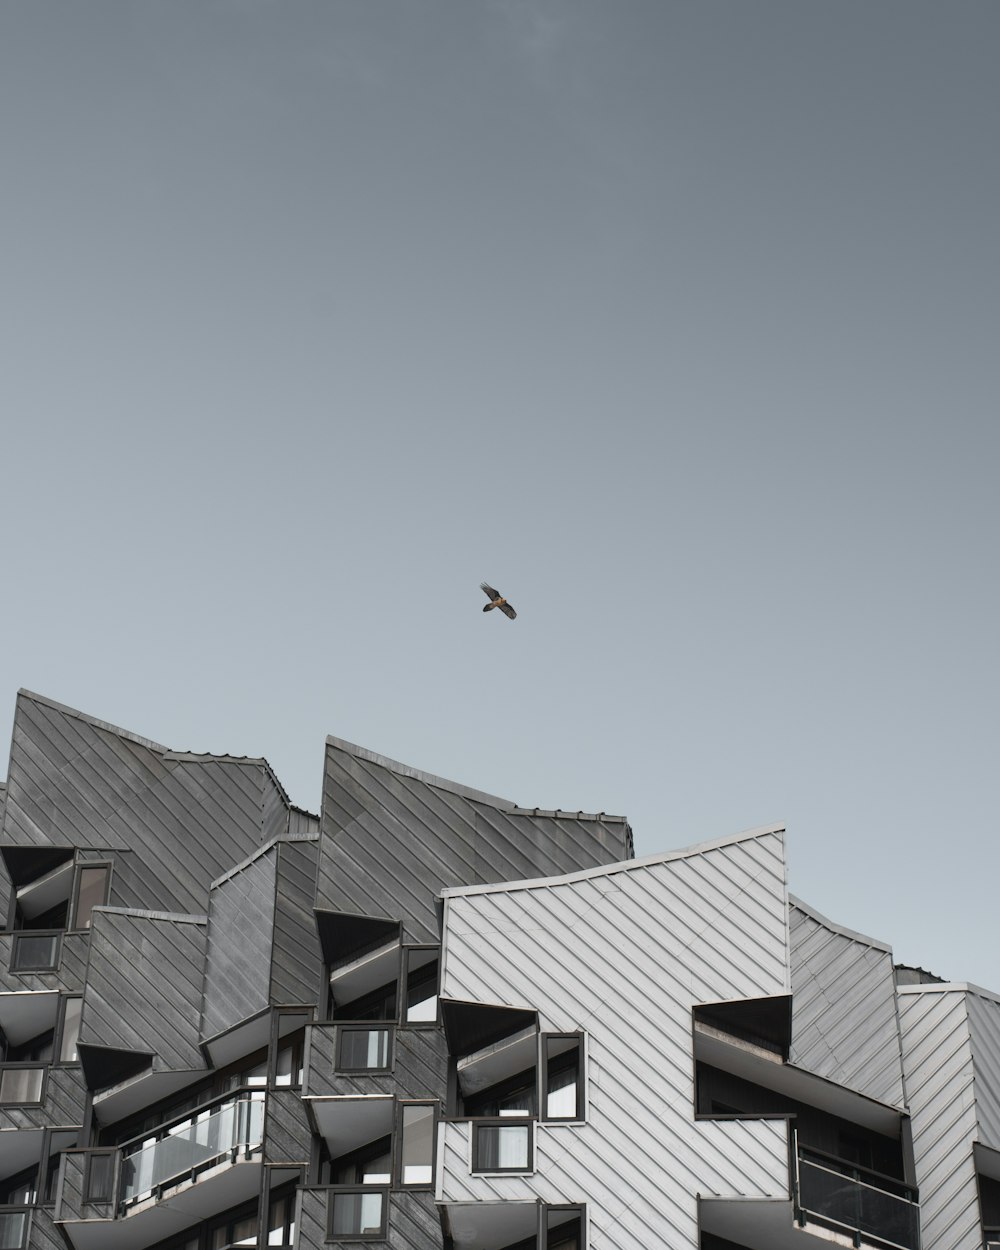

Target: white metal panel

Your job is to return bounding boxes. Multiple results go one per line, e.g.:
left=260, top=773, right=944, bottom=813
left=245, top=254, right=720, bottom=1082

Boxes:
left=897, top=986, right=981, bottom=1250
left=440, top=829, right=791, bottom=1249
left=966, top=988, right=1000, bottom=1153
left=789, top=898, right=905, bottom=1108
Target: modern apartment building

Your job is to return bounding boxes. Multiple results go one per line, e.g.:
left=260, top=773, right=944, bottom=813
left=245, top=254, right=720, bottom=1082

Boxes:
left=0, top=689, right=996, bottom=1250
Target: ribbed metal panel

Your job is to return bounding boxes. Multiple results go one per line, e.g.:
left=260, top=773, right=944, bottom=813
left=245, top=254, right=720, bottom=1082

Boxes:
left=303, top=1025, right=448, bottom=1101
left=264, top=1088, right=312, bottom=1165
left=319, top=738, right=631, bottom=943
left=897, top=986, right=982, bottom=1250
left=788, top=898, right=905, bottom=1107
left=966, top=988, right=1000, bottom=1153
left=388, top=1190, right=443, bottom=1249
left=0, top=1064, right=86, bottom=1132
left=0, top=930, right=88, bottom=995
left=202, top=849, right=276, bottom=1041
left=3, top=692, right=291, bottom=916
left=439, top=830, right=791, bottom=1249
left=80, top=908, right=208, bottom=1074
left=272, top=838, right=322, bottom=1008
left=26, top=1206, right=65, bottom=1250
left=295, top=1187, right=328, bottom=1250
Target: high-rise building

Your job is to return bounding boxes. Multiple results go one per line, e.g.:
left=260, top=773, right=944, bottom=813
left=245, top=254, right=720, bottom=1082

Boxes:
left=0, top=690, right=995, bottom=1250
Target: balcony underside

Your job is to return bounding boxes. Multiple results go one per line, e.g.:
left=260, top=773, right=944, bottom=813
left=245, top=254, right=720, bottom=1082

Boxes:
left=58, top=1155, right=263, bottom=1250
left=701, top=1197, right=878, bottom=1250
left=443, top=1201, right=538, bottom=1250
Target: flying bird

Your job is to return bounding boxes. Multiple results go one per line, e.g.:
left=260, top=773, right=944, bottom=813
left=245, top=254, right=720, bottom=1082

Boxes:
left=480, top=582, right=517, bottom=620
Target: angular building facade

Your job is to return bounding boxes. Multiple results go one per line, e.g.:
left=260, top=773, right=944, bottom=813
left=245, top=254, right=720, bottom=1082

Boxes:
left=0, top=689, right=995, bottom=1250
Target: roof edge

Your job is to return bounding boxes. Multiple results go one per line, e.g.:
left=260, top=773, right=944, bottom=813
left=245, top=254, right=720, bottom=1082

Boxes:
left=789, top=894, right=894, bottom=955
left=326, top=734, right=517, bottom=809
left=18, top=689, right=168, bottom=753
left=441, top=824, right=786, bottom=899
left=898, top=980, right=1000, bottom=1005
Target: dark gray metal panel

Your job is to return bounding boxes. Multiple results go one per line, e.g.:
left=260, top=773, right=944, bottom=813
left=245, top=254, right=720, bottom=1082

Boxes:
left=26, top=1206, right=65, bottom=1250
left=80, top=909, right=208, bottom=1074
left=3, top=692, right=292, bottom=916
left=202, top=850, right=276, bottom=1041
left=263, top=1088, right=313, bottom=1165
left=271, top=839, right=322, bottom=1008
left=318, top=740, right=631, bottom=943
left=389, top=1190, right=445, bottom=1250
left=0, top=1064, right=86, bottom=1131
left=303, top=1025, right=448, bottom=1101
left=295, top=1187, right=328, bottom=1250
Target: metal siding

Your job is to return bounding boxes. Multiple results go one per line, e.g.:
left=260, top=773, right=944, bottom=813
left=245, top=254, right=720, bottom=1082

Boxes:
left=263, top=1087, right=312, bottom=1165
left=26, top=1206, right=65, bottom=1250
left=304, top=1025, right=448, bottom=1101
left=202, top=850, right=276, bottom=1040
left=319, top=742, right=631, bottom=943
left=388, top=1190, right=444, bottom=1249
left=271, top=839, right=322, bottom=1008
left=0, top=931, right=89, bottom=995
left=439, top=831, right=791, bottom=1250
left=0, top=1064, right=86, bottom=1131
left=788, top=900, right=905, bottom=1107
left=965, top=989, right=1000, bottom=1152
left=80, top=909, right=208, bottom=1074
left=898, top=987, right=982, bottom=1250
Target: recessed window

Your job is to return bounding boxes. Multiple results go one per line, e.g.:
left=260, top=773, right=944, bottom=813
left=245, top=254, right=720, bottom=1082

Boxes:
left=328, top=1188, right=386, bottom=1239
left=543, top=1034, right=583, bottom=1121
left=10, top=932, right=60, bottom=972
left=0, top=1066, right=45, bottom=1104
left=404, top=948, right=439, bottom=1024
left=0, top=1211, right=29, bottom=1250
left=473, top=1121, right=533, bottom=1172
left=72, top=867, right=110, bottom=931
left=399, top=1103, right=435, bottom=1186
left=59, top=997, right=83, bottom=1064
left=337, top=1027, right=391, bottom=1072
left=84, top=1151, right=115, bottom=1203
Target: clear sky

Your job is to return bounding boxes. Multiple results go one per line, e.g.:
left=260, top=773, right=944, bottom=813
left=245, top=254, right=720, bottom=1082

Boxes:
left=1, top=2, right=997, bottom=986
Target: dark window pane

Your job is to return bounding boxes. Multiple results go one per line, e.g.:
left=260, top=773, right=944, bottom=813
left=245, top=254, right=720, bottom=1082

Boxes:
left=85, top=1153, right=113, bottom=1203
left=406, top=958, right=438, bottom=1023
left=401, top=1104, right=434, bottom=1185
left=476, top=1124, right=530, bottom=1171
left=12, top=933, right=59, bottom=971
left=74, top=868, right=109, bottom=930
left=60, top=998, right=82, bottom=1063
left=330, top=1190, right=384, bottom=1236
left=0, top=1211, right=28, bottom=1250
left=0, top=1067, right=44, bottom=1103
left=339, top=1028, right=389, bottom=1070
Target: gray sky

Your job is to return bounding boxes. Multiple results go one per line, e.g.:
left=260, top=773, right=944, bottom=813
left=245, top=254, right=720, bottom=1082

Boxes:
left=2, top=2, right=998, bottom=985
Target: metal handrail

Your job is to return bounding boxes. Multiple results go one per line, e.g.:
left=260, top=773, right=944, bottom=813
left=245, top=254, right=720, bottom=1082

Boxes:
left=797, top=1140, right=917, bottom=1200
left=117, top=1082, right=259, bottom=1154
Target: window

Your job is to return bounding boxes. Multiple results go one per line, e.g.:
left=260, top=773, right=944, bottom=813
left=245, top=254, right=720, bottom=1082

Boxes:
left=332, top=1137, right=392, bottom=1186
left=272, top=1012, right=309, bottom=1087
left=544, top=1206, right=585, bottom=1249
left=328, top=1188, right=386, bottom=1239
left=543, top=1035, right=583, bottom=1121
left=10, top=932, right=60, bottom=972
left=84, top=1152, right=115, bottom=1203
left=0, top=1211, right=29, bottom=1250
left=59, top=997, right=82, bottom=1064
left=464, top=1068, right=536, bottom=1119
left=0, top=1067, right=44, bottom=1104
left=337, top=1027, right=391, bottom=1072
left=399, top=1103, right=435, bottom=1186
left=211, top=1212, right=257, bottom=1248
left=266, top=1192, right=296, bottom=1246
left=403, top=948, right=439, bottom=1024
left=71, top=866, right=110, bottom=930
left=473, top=1121, right=533, bottom=1172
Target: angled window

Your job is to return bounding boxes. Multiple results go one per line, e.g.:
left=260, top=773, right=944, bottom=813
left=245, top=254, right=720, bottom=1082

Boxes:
left=0, top=1065, right=45, bottom=1105
left=403, top=947, right=439, bottom=1024
left=70, top=866, right=110, bottom=931
left=398, top=1103, right=435, bottom=1186
left=272, top=1011, right=309, bottom=1087
left=0, top=1210, right=29, bottom=1250
left=544, top=1205, right=585, bottom=1249
left=333, top=1137, right=392, bottom=1186
left=336, top=1026, right=392, bottom=1072
left=328, top=1188, right=387, bottom=1239
left=58, top=997, right=83, bottom=1064
left=472, top=1120, right=533, bottom=1173
left=84, top=1151, right=115, bottom=1203
left=542, top=1034, right=583, bottom=1121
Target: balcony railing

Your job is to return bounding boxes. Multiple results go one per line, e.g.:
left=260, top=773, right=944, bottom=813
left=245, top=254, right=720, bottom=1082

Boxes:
left=793, top=1134, right=920, bottom=1250
left=119, top=1087, right=265, bottom=1209
left=0, top=1207, right=30, bottom=1250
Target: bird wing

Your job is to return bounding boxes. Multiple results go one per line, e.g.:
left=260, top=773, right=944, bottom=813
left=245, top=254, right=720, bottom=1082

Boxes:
left=481, top=582, right=501, bottom=600
left=499, top=602, right=517, bottom=620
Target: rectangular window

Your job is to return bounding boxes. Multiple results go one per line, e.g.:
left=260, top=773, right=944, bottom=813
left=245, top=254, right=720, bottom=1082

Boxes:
left=544, top=1205, right=585, bottom=1250
left=328, top=1189, right=386, bottom=1238
left=0, top=1211, right=29, bottom=1250
left=473, top=1121, right=533, bottom=1172
left=337, top=1027, right=391, bottom=1072
left=543, top=1034, right=583, bottom=1121
left=10, top=932, right=60, bottom=972
left=59, top=997, right=83, bottom=1063
left=0, top=1067, right=44, bottom=1104
left=399, top=1103, right=435, bottom=1186
left=404, top=948, right=439, bottom=1024
left=84, top=1152, right=114, bottom=1203
left=72, top=867, right=109, bottom=931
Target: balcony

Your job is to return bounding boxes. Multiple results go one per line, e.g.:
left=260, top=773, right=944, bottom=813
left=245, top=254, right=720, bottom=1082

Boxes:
left=55, top=1088, right=266, bottom=1250
left=793, top=1136, right=919, bottom=1250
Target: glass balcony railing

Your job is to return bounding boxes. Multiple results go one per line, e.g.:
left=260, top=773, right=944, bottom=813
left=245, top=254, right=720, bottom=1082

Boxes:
left=794, top=1135, right=919, bottom=1250
left=119, top=1088, right=265, bottom=1208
